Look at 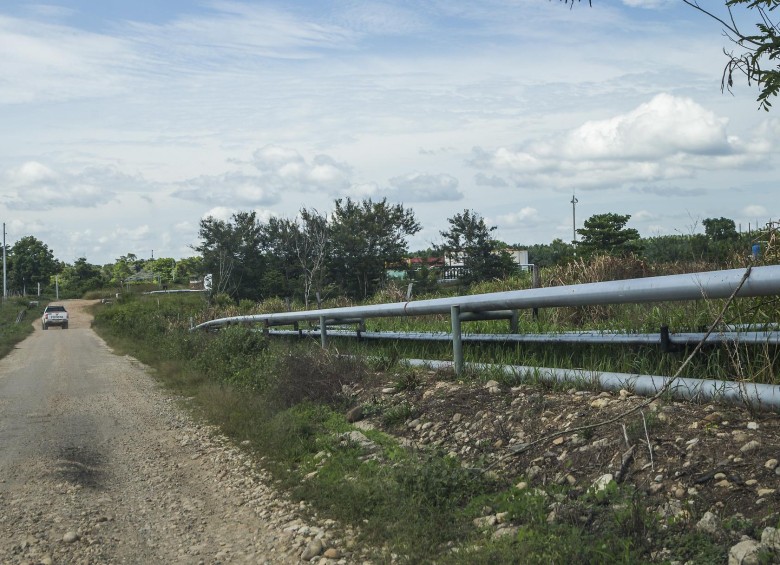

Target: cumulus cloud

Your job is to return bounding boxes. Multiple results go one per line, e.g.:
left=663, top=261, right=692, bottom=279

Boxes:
left=251, top=145, right=352, bottom=194
left=2, top=161, right=135, bottom=210
left=468, top=94, right=770, bottom=192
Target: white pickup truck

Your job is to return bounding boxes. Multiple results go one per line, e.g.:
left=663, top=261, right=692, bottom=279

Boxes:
left=42, top=305, right=69, bottom=330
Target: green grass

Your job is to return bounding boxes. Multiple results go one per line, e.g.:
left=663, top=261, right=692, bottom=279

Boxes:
left=0, top=299, right=43, bottom=359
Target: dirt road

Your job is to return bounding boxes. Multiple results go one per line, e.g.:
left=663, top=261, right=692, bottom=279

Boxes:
left=0, top=301, right=339, bottom=564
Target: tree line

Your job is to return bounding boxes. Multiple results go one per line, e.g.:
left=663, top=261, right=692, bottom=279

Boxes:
left=2, top=203, right=768, bottom=302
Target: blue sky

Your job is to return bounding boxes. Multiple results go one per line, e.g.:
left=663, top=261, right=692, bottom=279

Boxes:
left=0, top=0, right=777, bottom=264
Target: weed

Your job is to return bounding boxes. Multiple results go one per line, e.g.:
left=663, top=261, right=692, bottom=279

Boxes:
left=381, top=401, right=416, bottom=427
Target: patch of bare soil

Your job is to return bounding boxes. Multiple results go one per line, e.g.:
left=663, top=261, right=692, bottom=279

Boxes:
left=352, top=370, right=780, bottom=553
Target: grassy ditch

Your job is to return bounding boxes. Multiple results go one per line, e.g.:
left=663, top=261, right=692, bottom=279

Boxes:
left=91, top=293, right=743, bottom=562
left=0, top=298, right=43, bottom=358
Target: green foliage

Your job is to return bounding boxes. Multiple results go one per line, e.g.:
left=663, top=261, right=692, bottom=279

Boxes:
left=9, top=236, right=58, bottom=294
left=697, top=0, right=780, bottom=110
left=576, top=213, right=642, bottom=257
left=328, top=197, right=421, bottom=299
left=195, top=211, right=268, bottom=300
left=56, top=257, right=107, bottom=298
left=192, top=326, right=271, bottom=389
left=0, top=299, right=40, bottom=358
left=438, top=209, right=517, bottom=286
left=527, top=238, right=576, bottom=267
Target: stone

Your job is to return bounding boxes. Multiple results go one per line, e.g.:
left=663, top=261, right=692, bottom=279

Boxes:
left=761, top=527, right=780, bottom=551
left=301, top=539, right=324, bottom=561
left=704, top=412, right=724, bottom=423
left=496, top=511, right=510, bottom=524
left=695, top=511, right=723, bottom=537
left=728, top=539, right=762, bottom=565
left=526, top=465, right=542, bottom=481
left=473, top=515, right=497, bottom=528
left=715, top=480, right=732, bottom=488
left=747, top=421, right=759, bottom=430
left=764, top=459, right=778, bottom=470
left=323, top=548, right=342, bottom=559
left=62, top=531, right=80, bottom=544
left=484, top=380, right=500, bottom=389
left=492, top=526, right=519, bottom=540
left=740, top=440, right=761, bottom=453
left=591, top=474, right=614, bottom=492
left=452, top=413, right=463, bottom=423
left=515, top=481, right=528, bottom=491
left=756, top=488, right=775, bottom=497
left=590, top=398, right=610, bottom=409
left=552, top=437, right=564, bottom=446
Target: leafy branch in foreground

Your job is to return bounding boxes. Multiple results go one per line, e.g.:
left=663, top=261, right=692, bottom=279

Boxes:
left=684, top=1, right=780, bottom=110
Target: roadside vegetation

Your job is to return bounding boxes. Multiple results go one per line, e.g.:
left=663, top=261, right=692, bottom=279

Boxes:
left=0, top=298, right=43, bottom=358
left=90, top=230, right=780, bottom=562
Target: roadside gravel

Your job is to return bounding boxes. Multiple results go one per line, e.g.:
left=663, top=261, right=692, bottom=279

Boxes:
left=0, top=300, right=350, bottom=564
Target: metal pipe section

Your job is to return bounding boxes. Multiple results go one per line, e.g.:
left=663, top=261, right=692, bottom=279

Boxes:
left=194, top=265, right=779, bottom=331
left=404, top=359, right=780, bottom=412
left=266, top=329, right=780, bottom=346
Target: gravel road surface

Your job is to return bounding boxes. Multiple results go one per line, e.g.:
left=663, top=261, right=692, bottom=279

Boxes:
left=0, top=300, right=344, bottom=564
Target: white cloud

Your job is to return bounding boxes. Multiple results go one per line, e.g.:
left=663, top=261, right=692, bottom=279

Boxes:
left=251, top=145, right=352, bottom=194
left=742, top=205, right=768, bottom=217
left=468, top=94, right=771, bottom=192
left=633, top=210, right=658, bottom=221
left=496, top=207, right=540, bottom=227
left=2, top=161, right=138, bottom=210
left=202, top=207, right=237, bottom=222
left=0, top=15, right=131, bottom=104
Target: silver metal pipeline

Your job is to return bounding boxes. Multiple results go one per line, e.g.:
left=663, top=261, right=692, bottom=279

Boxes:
left=194, top=265, right=778, bottom=330
left=404, top=359, right=780, bottom=412
left=266, top=328, right=780, bottom=346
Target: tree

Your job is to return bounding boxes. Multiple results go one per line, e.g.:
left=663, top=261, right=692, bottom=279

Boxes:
left=527, top=238, right=576, bottom=267
left=111, top=253, right=146, bottom=285
left=702, top=217, right=738, bottom=241
left=172, top=256, right=204, bottom=284
left=328, top=198, right=421, bottom=299
left=9, top=236, right=58, bottom=293
left=438, top=209, right=516, bottom=285
left=684, top=0, right=780, bottom=111
left=576, top=213, right=642, bottom=256
left=194, top=211, right=266, bottom=300
left=57, top=258, right=106, bottom=297
left=147, top=257, right=177, bottom=284
left=292, top=209, right=329, bottom=308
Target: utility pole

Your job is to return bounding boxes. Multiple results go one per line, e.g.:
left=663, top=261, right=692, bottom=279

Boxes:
left=571, top=192, right=578, bottom=244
